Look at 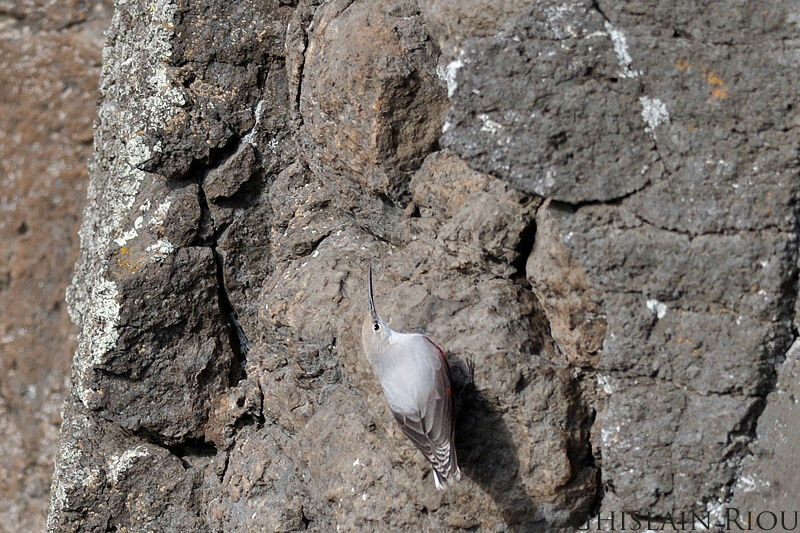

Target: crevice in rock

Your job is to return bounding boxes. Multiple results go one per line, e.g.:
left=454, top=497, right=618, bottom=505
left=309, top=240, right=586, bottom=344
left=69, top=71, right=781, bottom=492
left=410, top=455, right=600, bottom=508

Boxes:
left=590, top=0, right=610, bottom=25
left=300, top=507, right=311, bottom=529
left=546, top=178, right=652, bottom=211
left=512, top=202, right=601, bottom=524
left=511, top=214, right=536, bottom=281
left=195, top=182, right=250, bottom=386
left=126, top=426, right=218, bottom=469
left=234, top=411, right=265, bottom=433
left=0, top=8, right=26, bottom=22
left=299, top=230, right=335, bottom=259
left=630, top=211, right=796, bottom=239
left=293, top=31, right=308, bottom=120
left=705, top=326, right=797, bottom=508
left=182, top=137, right=255, bottom=387
left=218, top=450, right=231, bottom=480
left=164, top=436, right=219, bottom=470
left=354, top=220, right=399, bottom=247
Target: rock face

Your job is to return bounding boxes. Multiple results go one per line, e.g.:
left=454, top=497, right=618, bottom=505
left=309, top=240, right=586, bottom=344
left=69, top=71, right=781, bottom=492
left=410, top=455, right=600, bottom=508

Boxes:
left=48, top=1, right=799, bottom=532
left=0, top=2, right=111, bottom=531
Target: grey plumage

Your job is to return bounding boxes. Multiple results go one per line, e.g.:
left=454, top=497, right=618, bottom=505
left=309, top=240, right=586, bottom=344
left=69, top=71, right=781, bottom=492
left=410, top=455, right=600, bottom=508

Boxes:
left=361, top=267, right=461, bottom=490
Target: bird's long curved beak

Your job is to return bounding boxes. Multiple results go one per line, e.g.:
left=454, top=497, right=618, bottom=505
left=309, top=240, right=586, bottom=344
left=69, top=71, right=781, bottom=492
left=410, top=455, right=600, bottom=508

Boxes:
left=368, top=265, right=379, bottom=322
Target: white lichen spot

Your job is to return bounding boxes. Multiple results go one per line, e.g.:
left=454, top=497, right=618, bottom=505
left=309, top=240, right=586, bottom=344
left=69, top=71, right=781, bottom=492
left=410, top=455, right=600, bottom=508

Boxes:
left=639, top=96, right=670, bottom=137
left=125, top=134, right=156, bottom=169
left=596, top=373, right=614, bottom=394
left=75, top=277, right=121, bottom=375
left=646, top=299, right=668, bottom=319
left=478, top=113, right=503, bottom=134
left=243, top=100, right=266, bottom=146
left=443, top=51, right=465, bottom=98
left=146, top=239, right=175, bottom=262
left=604, top=21, right=641, bottom=78
left=114, top=227, right=138, bottom=247
left=705, top=499, right=726, bottom=527
left=543, top=3, right=582, bottom=39
left=107, top=446, right=150, bottom=485
left=114, top=212, right=145, bottom=247
left=600, top=423, right=622, bottom=447
left=150, top=196, right=172, bottom=226
left=47, top=414, right=102, bottom=530
left=735, top=474, right=757, bottom=493
left=542, top=168, right=557, bottom=190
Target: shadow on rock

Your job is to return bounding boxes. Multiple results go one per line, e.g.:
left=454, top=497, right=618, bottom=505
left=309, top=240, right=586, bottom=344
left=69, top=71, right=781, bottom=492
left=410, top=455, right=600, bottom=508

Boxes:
left=454, top=378, right=546, bottom=532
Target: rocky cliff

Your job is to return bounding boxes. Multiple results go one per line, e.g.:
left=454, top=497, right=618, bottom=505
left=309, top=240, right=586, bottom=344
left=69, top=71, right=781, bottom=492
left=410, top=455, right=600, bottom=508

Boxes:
left=47, top=1, right=799, bottom=531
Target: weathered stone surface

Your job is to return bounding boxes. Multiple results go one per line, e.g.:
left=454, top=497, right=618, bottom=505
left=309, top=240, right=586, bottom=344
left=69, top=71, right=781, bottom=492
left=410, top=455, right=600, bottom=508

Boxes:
left=442, top=1, right=663, bottom=202
left=204, top=143, right=258, bottom=201
left=540, top=200, right=796, bottom=515
left=0, top=2, right=111, bottom=531
left=410, top=150, right=538, bottom=278
left=514, top=1, right=798, bottom=520
left=601, top=3, right=800, bottom=235
left=418, top=0, right=530, bottom=59
left=730, top=340, right=800, bottom=516
left=49, top=399, right=208, bottom=532
left=299, top=0, right=447, bottom=198
left=48, top=0, right=800, bottom=532
left=134, top=0, right=292, bottom=179
left=526, top=201, right=606, bottom=368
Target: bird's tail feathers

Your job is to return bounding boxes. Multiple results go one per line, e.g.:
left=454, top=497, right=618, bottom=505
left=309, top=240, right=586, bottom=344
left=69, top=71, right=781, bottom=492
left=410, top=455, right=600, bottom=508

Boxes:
left=433, top=463, right=461, bottom=491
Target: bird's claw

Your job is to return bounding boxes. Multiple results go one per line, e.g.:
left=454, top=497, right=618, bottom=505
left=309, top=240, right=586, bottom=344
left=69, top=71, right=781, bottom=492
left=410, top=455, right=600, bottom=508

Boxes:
left=457, top=358, right=475, bottom=395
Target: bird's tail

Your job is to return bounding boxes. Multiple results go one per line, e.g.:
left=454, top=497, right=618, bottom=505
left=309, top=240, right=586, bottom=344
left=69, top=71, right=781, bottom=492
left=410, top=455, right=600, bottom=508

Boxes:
left=433, top=451, right=461, bottom=490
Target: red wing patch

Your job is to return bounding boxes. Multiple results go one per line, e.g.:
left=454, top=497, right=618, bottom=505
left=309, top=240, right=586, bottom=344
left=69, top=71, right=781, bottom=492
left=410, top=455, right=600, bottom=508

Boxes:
left=422, top=335, right=448, bottom=365
left=422, top=335, right=452, bottom=381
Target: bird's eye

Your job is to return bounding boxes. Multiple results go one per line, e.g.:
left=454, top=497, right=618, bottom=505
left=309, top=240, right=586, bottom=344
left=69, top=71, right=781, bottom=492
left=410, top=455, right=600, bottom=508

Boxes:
left=373, top=322, right=380, bottom=331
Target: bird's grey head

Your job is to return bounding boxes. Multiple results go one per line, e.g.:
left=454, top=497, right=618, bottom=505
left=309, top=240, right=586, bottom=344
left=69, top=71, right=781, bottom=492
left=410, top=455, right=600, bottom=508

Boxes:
left=362, top=266, right=391, bottom=362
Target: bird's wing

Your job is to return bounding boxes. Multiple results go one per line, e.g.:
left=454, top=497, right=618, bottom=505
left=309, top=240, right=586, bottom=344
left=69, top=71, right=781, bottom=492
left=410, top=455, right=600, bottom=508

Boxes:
left=390, top=335, right=459, bottom=488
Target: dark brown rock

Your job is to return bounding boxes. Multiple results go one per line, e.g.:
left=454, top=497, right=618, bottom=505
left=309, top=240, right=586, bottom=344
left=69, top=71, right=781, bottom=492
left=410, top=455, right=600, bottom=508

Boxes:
left=204, top=143, right=258, bottom=201
left=299, top=0, right=447, bottom=199
left=526, top=201, right=606, bottom=368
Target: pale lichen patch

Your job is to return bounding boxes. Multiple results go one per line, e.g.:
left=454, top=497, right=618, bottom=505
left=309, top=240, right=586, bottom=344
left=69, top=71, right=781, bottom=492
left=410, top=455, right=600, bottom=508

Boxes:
left=47, top=413, right=102, bottom=530
left=639, top=96, right=670, bottom=137
left=107, top=446, right=150, bottom=485
left=646, top=298, right=668, bottom=320
left=149, top=196, right=172, bottom=227
left=441, top=51, right=465, bottom=98
left=604, top=21, right=641, bottom=78
left=146, top=239, right=175, bottom=262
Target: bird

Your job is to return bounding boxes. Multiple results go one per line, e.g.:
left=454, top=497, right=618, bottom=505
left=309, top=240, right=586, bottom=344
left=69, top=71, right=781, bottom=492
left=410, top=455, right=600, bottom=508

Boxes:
left=361, top=266, right=461, bottom=490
